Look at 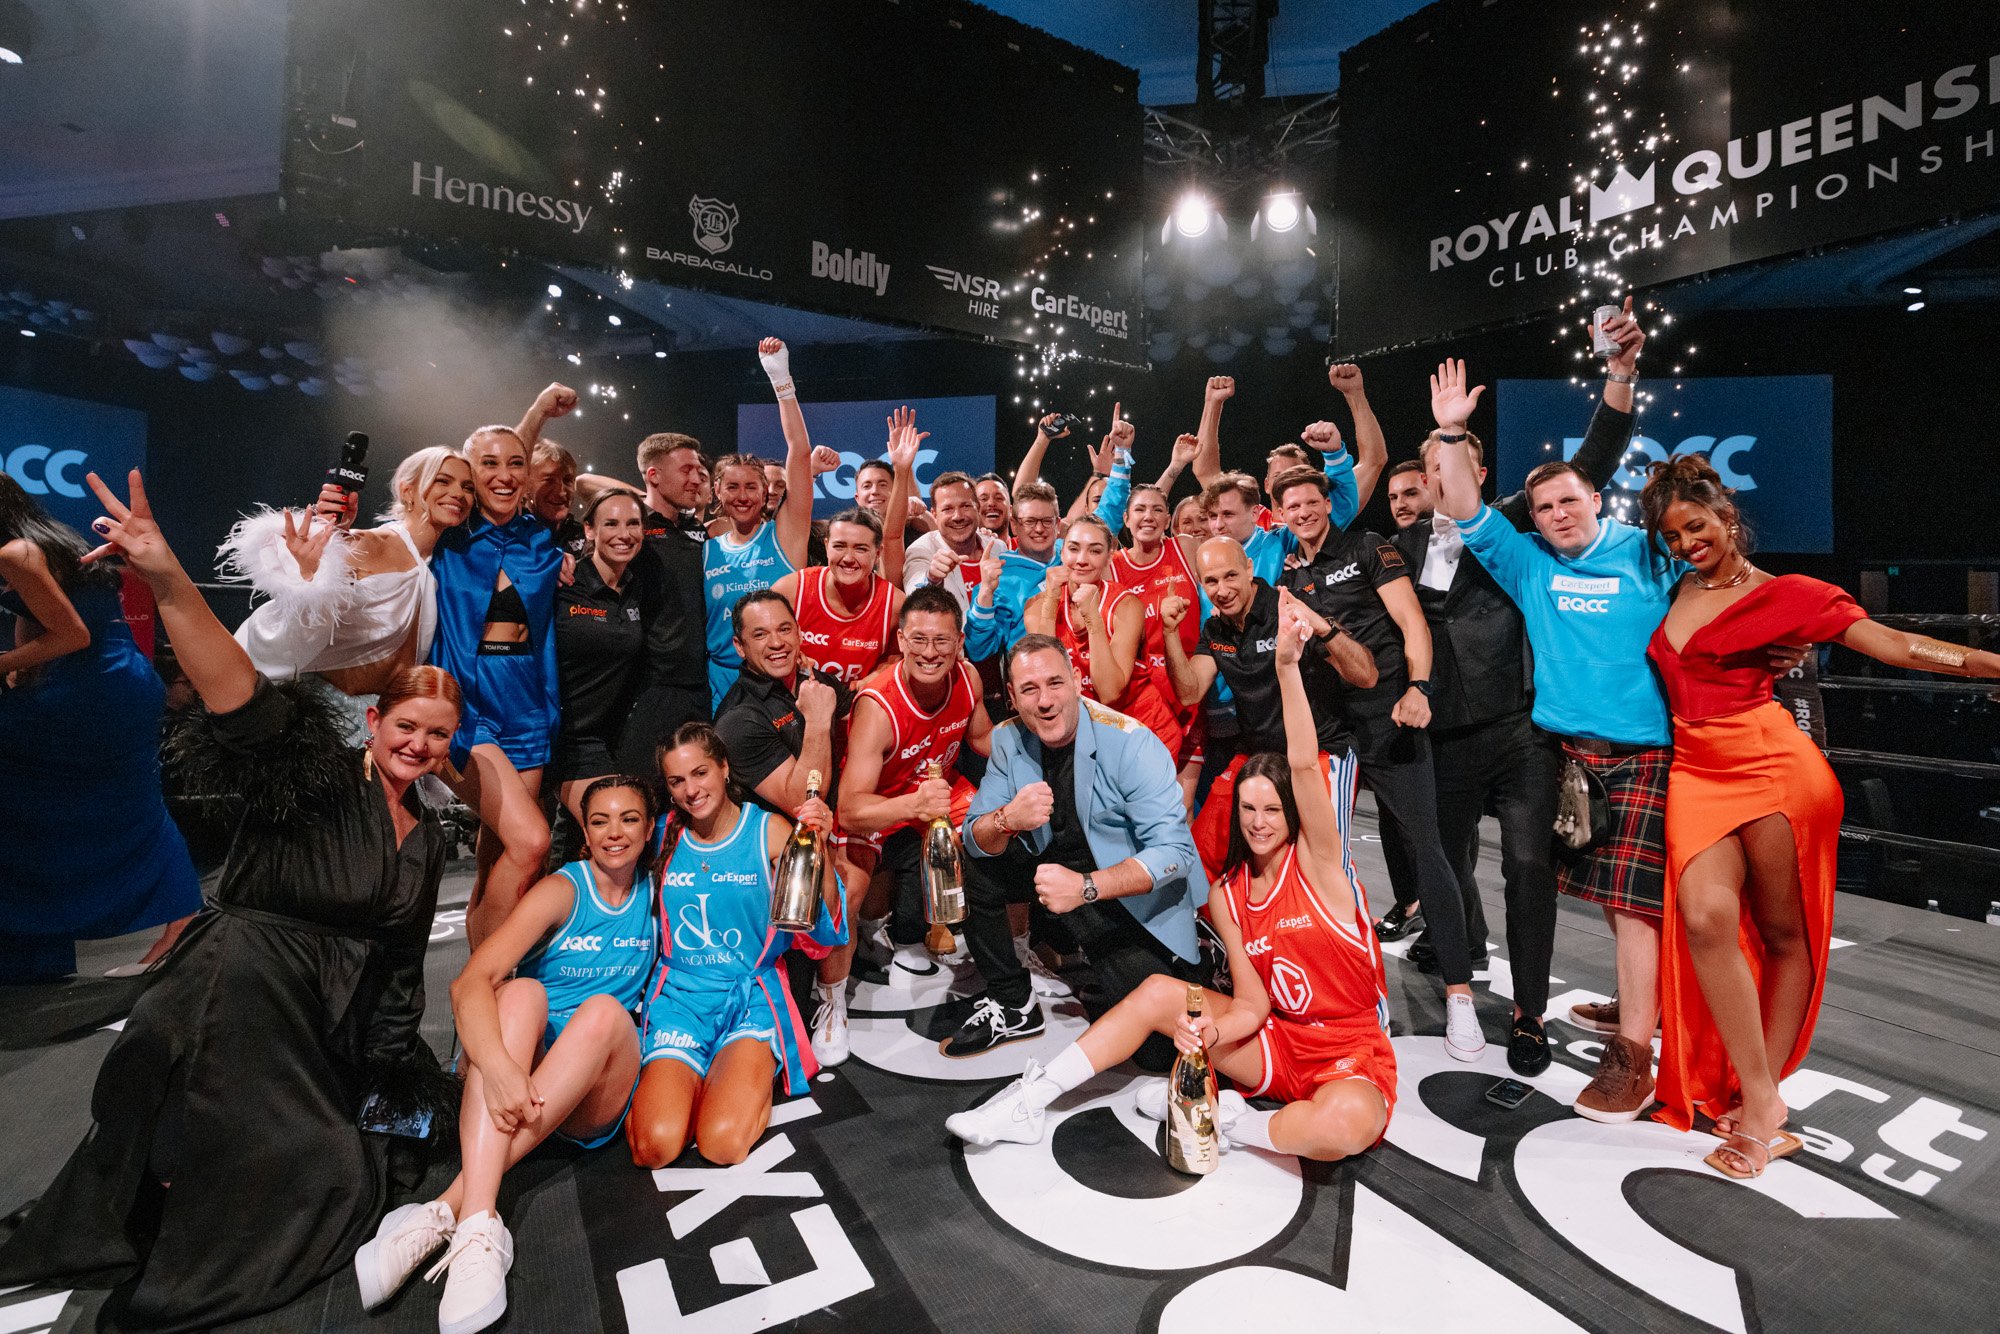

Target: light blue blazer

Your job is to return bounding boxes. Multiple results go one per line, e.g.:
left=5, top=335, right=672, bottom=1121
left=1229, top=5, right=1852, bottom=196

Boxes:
left=963, top=700, right=1209, bottom=962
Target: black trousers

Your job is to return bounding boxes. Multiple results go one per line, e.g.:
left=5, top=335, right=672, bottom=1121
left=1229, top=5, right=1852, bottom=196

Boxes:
left=1432, top=710, right=1559, bottom=1017
left=1358, top=727, right=1478, bottom=987
left=963, top=841, right=1192, bottom=1012
left=1377, top=815, right=1424, bottom=913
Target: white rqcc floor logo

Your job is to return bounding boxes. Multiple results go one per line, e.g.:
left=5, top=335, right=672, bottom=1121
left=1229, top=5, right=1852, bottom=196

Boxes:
left=689, top=197, right=738, bottom=254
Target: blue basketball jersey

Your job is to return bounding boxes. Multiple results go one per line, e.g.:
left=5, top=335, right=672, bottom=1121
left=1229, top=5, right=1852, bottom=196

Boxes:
left=704, top=521, right=796, bottom=675
left=658, top=805, right=778, bottom=994
left=516, top=860, right=658, bottom=1026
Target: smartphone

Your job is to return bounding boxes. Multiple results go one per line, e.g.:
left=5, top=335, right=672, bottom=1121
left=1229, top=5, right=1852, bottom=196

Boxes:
left=358, top=1091, right=436, bottom=1140
left=1045, top=412, right=1080, bottom=436
left=1485, top=1077, right=1534, bottom=1110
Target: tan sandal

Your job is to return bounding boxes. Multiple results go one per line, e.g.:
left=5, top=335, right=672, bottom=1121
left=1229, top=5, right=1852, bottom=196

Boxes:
left=1704, top=1130, right=1801, bottom=1179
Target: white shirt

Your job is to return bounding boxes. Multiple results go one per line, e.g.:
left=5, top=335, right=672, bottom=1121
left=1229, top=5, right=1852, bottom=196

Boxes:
left=1420, top=511, right=1464, bottom=593
left=903, top=527, right=1000, bottom=612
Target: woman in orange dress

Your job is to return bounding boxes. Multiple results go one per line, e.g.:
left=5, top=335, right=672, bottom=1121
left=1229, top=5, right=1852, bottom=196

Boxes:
left=1639, top=457, right=1999, bottom=1178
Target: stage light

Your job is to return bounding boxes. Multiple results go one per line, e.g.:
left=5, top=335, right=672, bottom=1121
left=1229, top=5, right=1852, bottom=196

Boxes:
left=547, top=283, right=563, bottom=297
left=1906, top=301, right=1926, bottom=312
left=1903, top=286, right=1923, bottom=295
left=608, top=314, right=622, bottom=326
left=0, top=48, right=20, bottom=64
left=1262, top=193, right=1301, bottom=233
left=1173, top=193, right=1212, bottom=239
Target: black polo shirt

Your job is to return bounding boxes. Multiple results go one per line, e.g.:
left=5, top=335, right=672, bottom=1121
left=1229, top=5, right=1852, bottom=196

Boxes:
left=550, top=515, right=588, bottom=559
left=637, top=507, right=708, bottom=690
left=1194, top=578, right=1352, bottom=757
left=714, top=664, right=853, bottom=799
left=556, top=555, right=655, bottom=743
left=1281, top=528, right=1412, bottom=692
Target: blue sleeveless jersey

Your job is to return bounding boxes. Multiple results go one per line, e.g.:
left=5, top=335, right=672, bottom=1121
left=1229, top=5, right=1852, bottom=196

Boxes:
left=703, top=521, right=797, bottom=707
left=644, top=804, right=846, bottom=1094
left=516, top=860, right=658, bottom=1036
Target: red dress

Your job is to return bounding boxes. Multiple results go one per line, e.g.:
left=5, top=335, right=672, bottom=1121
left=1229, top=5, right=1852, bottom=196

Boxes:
left=1646, top=575, right=1866, bottom=1131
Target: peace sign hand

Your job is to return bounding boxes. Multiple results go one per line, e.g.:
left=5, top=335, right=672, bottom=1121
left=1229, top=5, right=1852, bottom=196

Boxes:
left=82, top=470, right=186, bottom=585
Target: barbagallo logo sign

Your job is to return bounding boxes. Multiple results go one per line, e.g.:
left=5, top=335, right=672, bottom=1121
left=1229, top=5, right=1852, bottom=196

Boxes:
left=688, top=196, right=739, bottom=254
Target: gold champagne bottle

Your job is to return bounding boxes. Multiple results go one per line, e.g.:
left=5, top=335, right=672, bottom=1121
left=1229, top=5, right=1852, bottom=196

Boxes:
left=919, top=758, right=967, bottom=925
left=1165, top=984, right=1221, bottom=1175
left=770, top=770, right=826, bottom=931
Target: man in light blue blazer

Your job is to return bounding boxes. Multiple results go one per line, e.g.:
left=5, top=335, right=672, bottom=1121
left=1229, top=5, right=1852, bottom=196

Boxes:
left=941, top=634, right=1210, bottom=1058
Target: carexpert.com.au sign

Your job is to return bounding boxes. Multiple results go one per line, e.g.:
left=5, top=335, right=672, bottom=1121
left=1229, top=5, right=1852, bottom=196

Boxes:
left=1497, top=376, right=1833, bottom=554
left=1335, top=1, right=2000, bottom=354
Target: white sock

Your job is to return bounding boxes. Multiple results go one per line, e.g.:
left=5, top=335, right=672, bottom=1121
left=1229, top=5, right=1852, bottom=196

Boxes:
left=1038, top=1045, right=1096, bottom=1098
left=1226, top=1108, right=1279, bottom=1151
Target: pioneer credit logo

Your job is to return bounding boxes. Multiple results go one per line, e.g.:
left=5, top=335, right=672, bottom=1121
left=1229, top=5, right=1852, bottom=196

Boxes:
left=811, top=242, right=891, bottom=296
left=1030, top=287, right=1131, bottom=339
left=409, top=161, right=593, bottom=234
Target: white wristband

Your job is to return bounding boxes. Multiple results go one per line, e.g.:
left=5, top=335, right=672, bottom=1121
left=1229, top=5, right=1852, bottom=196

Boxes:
left=759, top=343, right=793, bottom=390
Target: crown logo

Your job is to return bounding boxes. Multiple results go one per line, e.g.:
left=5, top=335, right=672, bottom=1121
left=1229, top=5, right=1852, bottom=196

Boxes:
left=1588, top=163, right=1656, bottom=227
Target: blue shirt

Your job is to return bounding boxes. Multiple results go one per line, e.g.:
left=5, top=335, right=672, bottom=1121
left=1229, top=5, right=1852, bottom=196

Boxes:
left=515, top=860, right=657, bottom=1031
left=965, top=546, right=1055, bottom=661
left=1456, top=504, right=1680, bottom=745
left=703, top=521, right=798, bottom=706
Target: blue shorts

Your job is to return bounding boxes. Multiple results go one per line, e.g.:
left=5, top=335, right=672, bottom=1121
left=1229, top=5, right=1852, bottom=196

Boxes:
left=544, top=1005, right=641, bottom=1149
left=451, top=654, right=555, bottom=771
left=641, top=983, right=778, bottom=1079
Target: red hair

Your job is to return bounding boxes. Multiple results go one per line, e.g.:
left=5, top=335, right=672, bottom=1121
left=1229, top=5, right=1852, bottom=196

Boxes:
left=376, top=665, right=463, bottom=720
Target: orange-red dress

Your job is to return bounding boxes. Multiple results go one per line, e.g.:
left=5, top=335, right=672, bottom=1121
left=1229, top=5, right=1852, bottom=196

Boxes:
left=1646, top=575, right=1866, bottom=1131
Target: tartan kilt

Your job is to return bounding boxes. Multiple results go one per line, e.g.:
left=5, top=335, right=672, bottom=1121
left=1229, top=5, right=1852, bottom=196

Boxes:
left=1554, top=742, right=1670, bottom=916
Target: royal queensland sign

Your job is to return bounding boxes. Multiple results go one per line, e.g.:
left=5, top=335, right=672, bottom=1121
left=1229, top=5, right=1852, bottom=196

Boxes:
left=1496, top=376, right=1833, bottom=553
left=736, top=395, right=996, bottom=519
left=1335, top=1, right=2000, bottom=354
left=0, top=386, right=148, bottom=534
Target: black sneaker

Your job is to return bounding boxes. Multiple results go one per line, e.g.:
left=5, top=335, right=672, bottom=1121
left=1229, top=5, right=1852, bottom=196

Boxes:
left=1508, top=1014, right=1551, bottom=1076
left=1374, top=901, right=1423, bottom=942
left=1413, top=939, right=1489, bottom=975
left=939, top=996, right=1045, bottom=1058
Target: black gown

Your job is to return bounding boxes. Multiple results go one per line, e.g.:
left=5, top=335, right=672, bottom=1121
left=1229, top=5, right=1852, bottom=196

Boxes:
left=0, top=678, right=456, bottom=1332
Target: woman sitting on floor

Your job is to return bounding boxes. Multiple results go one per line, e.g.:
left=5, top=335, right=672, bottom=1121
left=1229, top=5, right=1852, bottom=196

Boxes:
left=354, top=775, right=660, bottom=1334
left=627, top=723, right=845, bottom=1168
left=947, top=599, right=1397, bottom=1162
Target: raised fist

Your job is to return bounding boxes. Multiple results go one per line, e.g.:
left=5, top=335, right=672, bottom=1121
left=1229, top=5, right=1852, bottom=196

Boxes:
left=1004, top=780, right=1055, bottom=833
left=797, top=676, right=836, bottom=729
left=1205, top=375, right=1235, bottom=404
left=1160, top=594, right=1189, bottom=631
left=1327, top=363, right=1365, bottom=397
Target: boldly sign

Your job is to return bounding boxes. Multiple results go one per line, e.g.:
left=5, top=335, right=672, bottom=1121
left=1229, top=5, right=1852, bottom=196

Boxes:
left=1496, top=376, right=1834, bottom=553
left=1335, top=1, right=2000, bottom=354
left=282, top=0, right=1145, bottom=366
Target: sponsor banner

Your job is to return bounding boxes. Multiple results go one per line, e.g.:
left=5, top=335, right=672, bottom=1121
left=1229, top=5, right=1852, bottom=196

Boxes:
left=737, top=395, right=996, bottom=519
left=283, top=1, right=1144, bottom=365
left=1497, top=376, right=1833, bottom=553
left=1335, top=1, right=2000, bottom=354
left=0, top=386, right=147, bottom=534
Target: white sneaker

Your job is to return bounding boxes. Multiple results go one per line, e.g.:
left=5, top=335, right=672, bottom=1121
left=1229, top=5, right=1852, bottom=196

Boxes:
left=1019, top=942, right=1074, bottom=998
left=1133, top=1080, right=1250, bottom=1149
left=1445, top=993, right=1488, bottom=1062
left=858, top=917, right=894, bottom=965
left=810, top=986, right=850, bottom=1068
left=427, top=1209, right=514, bottom=1334
left=355, top=1199, right=455, bottom=1310
left=891, top=942, right=939, bottom=979
left=945, top=1059, right=1054, bottom=1146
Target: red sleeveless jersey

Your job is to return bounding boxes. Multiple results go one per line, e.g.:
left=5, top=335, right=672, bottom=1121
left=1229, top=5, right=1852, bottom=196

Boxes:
left=1109, top=539, right=1201, bottom=748
left=854, top=659, right=981, bottom=799
left=1219, top=845, right=1389, bottom=1030
left=796, top=567, right=894, bottom=685
left=1054, top=583, right=1138, bottom=705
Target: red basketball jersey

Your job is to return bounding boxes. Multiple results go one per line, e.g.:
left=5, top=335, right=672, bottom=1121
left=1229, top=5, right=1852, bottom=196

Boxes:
left=1054, top=583, right=1137, bottom=705
left=854, top=659, right=981, bottom=800
left=797, top=567, right=895, bottom=685
left=1219, top=845, right=1389, bottom=1030
left=1109, top=539, right=1200, bottom=746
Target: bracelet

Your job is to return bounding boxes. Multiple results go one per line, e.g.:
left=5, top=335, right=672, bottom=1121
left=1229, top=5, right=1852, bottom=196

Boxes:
left=990, top=806, right=1014, bottom=838
left=1091, top=470, right=1109, bottom=479
left=1605, top=372, right=1638, bottom=385
left=1911, top=640, right=1969, bottom=670
left=1438, top=431, right=1467, bottom=444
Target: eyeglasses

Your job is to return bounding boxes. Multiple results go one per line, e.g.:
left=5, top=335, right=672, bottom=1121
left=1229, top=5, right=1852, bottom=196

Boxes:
left=1017, top=515, right=1057, bottom=528
left=903, top=635, right=959, bottom=653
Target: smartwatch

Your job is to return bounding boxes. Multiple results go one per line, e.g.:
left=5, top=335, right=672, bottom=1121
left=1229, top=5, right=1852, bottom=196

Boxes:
left=1438, top=431, right=1468, bottom=444
left=1410, top=679, right=1433, bottom=698
left=1081, top=874, right=1099, bottom=903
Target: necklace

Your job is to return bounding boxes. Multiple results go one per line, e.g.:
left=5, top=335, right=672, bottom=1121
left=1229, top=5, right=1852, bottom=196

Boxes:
left=1695, top=559, right=1756, bottom=591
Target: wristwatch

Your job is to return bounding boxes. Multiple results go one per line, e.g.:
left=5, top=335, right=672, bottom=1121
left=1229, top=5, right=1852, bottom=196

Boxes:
left=1438, top=430, right=1468, bottom=443
left=1081, top=874, right=1099, bottom=903
left=1605, top=371, right=1638, bottom=385
left=1409, top=679, right=1433, bottom=698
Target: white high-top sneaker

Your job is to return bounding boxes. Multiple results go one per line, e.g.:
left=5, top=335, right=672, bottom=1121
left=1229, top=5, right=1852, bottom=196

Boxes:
left=944, top=1059, right=1056, bottom=1146
left=810, top=983, right=851, bottom=1067
left=355, top=1199, right=455, bottom=1310
left=428, top=1209, right=514, bottom=1334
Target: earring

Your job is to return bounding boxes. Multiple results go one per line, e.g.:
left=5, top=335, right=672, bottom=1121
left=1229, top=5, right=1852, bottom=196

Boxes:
left=363, top=745, right=376, bottom=781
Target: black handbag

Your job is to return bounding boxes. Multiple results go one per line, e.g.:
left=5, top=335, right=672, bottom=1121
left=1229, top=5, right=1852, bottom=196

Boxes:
left=1553, top=756, right=1611, bottom=853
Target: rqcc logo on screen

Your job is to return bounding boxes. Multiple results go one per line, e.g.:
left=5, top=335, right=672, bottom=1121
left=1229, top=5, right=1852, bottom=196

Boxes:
left=1565, top=433, right=1758, bottom=493
left=3, top=444, right=93, bottom=498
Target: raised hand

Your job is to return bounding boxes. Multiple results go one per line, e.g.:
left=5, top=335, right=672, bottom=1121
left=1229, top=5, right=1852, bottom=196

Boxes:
left=1429, top=357, right=1487, bottom=431
left=1040, top=564, right=1073, bottom=598
left=1071, top=581, right=1104, bottom=625
left=979, top=549, right=1005, bottom=593
left=888, top=411, right=929, bottom=471
left=797, top=676, right=837, bottom=730
left=1604, top=295, right=1645, bottom=375
left=1328, top=362, right=1365, bottom=398
left=1301, top=420, right=1343, bottom=453
left=535, top=382, right=580, bottom=420
left=281, top=507, right=335, bottom=582
left=1170, top=433, right=1199, bottom=471
left=1276, top=584, right=1332, bottom=639
left=1274, top=600, right=1311, bottom=668
left=1205, top=375, right=1235, bottom=405
left=1107, top=401, right=1135, bottom=454
left=810, top=445, right=842, bottom=476
left=82, top=470, right=181, bottom=582
left=1037, top=412, right=1070, bottom=441
left=1160, top=594, right=1189, bottom=632
left=314, top=481, right=359, bottom=530
left=758, top=337, right=793, bottom=394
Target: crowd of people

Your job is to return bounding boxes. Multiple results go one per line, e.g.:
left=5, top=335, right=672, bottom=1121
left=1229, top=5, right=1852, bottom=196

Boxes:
left=1, top=314, right=1995, bottom=1334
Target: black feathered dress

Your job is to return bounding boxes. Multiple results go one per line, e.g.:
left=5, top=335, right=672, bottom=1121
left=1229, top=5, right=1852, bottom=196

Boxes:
left=0, top=678, right=458, bottom=1332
